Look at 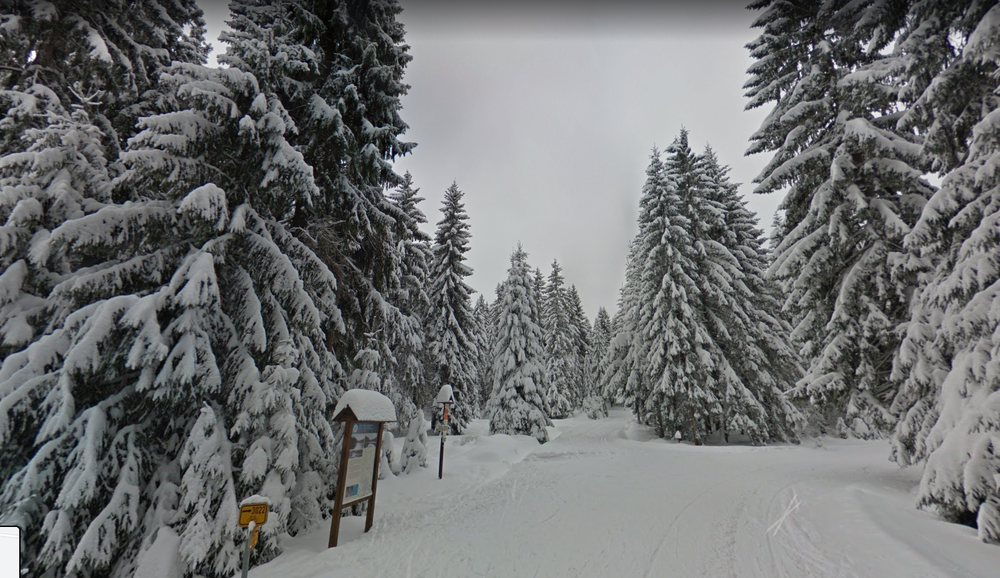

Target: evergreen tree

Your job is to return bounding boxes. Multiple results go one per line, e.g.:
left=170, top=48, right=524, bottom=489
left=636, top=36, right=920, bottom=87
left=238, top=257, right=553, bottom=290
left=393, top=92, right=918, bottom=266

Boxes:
left=543, top=260, right=573, bottom=418
left=635, top=132, right=727, bottom=441
left=0, top=0, right=207, bottom=378
left=585, top=306, right=613, bottom=418
left=387, top=172, right=433, bottom=416
left=0, top=90, right=111, bottom=361
left=489, top=245, right=551, bottom=443
left=606, top=134, right=798, bottom=443
left=218, top=0, right=419, bottom=422
left=532, top=267, right=546, bottom=328
left=600, top=235, right=644, bottom=412
left=700, top=146, right=802, bottom=441
left=888, top=1, right=1000, bottom=543
left=589, top=307, right=613, bottom=395
left=745, top=0, right=934, bottom=436
left=0, top=0, right=418, bottom=574
left=566, top=285, right=592, bottom=405
left=0, top=0, right=207, bottom=160
left=566, top=286, right=591, bottom=359
left=426, top=181, right=477, bottom=434
left=472, top=294, right=494, bottom=417
left=0, top=61, right=343, bottom=577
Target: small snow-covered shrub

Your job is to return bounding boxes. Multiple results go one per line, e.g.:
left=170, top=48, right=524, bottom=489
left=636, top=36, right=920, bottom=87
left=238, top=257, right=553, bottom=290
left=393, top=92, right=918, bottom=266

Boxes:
left=583, top=395, right=607, bottom=420
left=400, top=410, right=428, bottom=474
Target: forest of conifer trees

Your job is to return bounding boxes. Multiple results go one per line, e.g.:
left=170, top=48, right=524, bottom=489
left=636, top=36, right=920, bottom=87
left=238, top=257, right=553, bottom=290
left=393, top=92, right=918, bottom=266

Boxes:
left=1, top=0, right=1000, bottom=576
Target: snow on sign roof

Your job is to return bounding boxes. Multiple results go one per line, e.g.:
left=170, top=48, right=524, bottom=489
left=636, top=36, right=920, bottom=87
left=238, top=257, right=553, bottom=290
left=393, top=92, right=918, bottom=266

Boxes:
left=333, top=389, right=396, bottom=422
left=435, top=384, right=454, bottom=404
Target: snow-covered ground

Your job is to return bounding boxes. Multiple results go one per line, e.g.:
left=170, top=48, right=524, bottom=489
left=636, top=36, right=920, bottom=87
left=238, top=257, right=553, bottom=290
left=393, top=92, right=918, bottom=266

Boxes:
left=255, top=409, right=1000, bottom=578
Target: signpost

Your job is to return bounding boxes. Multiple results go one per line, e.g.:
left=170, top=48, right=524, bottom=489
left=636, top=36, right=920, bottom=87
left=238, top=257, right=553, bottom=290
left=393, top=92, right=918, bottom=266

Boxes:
left=435, top=385, right=455, bottom=480
left=328, top=389, right=396, bottom=548
left=237, top=497, right=269, bottom=578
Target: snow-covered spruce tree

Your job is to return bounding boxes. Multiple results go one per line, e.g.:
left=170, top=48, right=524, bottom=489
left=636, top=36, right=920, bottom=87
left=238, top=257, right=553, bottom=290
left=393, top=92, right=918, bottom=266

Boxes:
left=603, top=142, right=699, bottom=437
left=532, top=267, right=546, bottom=328
left=219, top=0, right=418, bottom=421
left=472, top=294, right=494, bottom=417
left=542, top=260, right=574, bottom=418
left=567, top=286, right=591, bottom=357
left=585, top=306, right=613, bottom=418
left=0, top=0, right=207, bottom=161
left=489, top=245, right=551, bottom=443
left=0, top=0, right=206, bottom=367
left=607, top=133, right=797, bottom=443
left=635, top=132, right=729, bottom=442
left=0, top=0, right=424, bottom=567
left=387, top=172, right=433, bottom=417
left=426, top=181, right=477, bottom=434
left=700, top=146, right=802, bottom=441
left=0, top=57, right=346, bottom=577
left=600, top=230, right=645, bottom=412
left=745, top=0, right=934, bottom=436
left=590, top=307, right=613, bottom=371
left=888, top=0, right=1000, bottom=453
left=0, top=89, right=111, bottom=364
left=889, top=2, right=1000, bottom=543
left=480, top=283, right=505, bottom=417
left=566, top=285, right=592, bottom=403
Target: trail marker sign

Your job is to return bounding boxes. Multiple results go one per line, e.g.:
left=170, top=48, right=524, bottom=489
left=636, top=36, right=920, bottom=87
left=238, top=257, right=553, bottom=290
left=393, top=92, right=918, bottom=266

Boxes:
left=236, top=499, right=269, bottom=578
left=239, top=503, right=268, bottom=527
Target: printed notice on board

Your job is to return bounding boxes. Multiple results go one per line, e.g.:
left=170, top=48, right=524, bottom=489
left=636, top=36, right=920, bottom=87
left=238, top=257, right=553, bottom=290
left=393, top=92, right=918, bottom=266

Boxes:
left=0, top=526, right=19, bottom=578
left=343, top=422, right=379, bottom=503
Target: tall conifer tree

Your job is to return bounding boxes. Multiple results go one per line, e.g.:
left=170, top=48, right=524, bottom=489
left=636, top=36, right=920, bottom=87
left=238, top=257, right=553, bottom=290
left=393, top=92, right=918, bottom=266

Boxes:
left=426, top=181, right=477, bottom=433
left=887, top=1, right=1000, bottom=542
left=745, top=0, right=933, bottom=436
left=490, top=245, right=551, bottom=442
left=543, top=260, right=573, bottom=418
left=472, top=294, right=494, bottom=416
left=0, top=0, right=418, bottom=574
left=388, top=172, right=432, bottom=415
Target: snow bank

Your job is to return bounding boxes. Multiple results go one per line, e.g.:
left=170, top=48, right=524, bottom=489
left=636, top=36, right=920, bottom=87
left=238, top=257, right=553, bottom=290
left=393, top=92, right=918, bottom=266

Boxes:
left=133, top=528, right=182, bottom=578
left=333, top=389, right=396, bottom=422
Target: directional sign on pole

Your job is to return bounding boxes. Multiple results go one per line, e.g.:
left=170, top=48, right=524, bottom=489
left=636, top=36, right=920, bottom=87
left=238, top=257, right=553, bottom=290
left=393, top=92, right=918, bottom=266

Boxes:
left=239, top=503, right=268, bottom=527
left=238, top=501, right=269, bottom=578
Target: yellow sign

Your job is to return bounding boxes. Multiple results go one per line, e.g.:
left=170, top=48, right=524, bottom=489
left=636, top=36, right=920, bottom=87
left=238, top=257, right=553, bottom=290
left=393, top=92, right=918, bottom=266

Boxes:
left=249, top=526, right=260, bottom=549
left=239, top=503, right=268, bottom=527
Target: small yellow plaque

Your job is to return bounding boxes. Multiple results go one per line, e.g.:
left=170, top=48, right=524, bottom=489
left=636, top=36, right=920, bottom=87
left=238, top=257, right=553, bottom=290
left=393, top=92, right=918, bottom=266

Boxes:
left=249, top=526, right=260, bottom=549
left=238, top=503, right=268, bottom=527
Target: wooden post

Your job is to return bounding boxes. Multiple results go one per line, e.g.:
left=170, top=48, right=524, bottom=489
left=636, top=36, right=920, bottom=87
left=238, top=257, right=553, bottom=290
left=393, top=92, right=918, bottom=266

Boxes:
left=328, top=418, right=354, bottom=548
left=365, top=422, right=385, bottom=532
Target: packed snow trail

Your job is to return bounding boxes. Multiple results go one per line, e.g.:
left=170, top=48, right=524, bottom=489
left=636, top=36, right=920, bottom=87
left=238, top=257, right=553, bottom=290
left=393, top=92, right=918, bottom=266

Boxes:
left=253, top=410, right=1000, bottom=578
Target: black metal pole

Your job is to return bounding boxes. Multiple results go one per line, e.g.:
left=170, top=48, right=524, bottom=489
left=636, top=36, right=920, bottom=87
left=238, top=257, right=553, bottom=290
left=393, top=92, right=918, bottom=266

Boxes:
left=438, top=433, right=445, bottom=479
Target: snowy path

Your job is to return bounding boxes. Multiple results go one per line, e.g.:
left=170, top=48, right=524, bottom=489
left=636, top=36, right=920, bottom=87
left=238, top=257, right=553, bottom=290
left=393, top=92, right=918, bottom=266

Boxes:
left=258, top=410, right=1000, bottom=578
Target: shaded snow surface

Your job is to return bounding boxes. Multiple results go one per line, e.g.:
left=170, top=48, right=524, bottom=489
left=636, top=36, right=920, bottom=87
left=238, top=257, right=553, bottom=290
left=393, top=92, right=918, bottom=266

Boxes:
left=247, top=410, right=1000, bottom=577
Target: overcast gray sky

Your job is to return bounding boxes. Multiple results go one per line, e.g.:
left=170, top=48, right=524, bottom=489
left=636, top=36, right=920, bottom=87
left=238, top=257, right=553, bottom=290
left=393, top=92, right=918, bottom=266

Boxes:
left=199, top=1, right=778, bottom=320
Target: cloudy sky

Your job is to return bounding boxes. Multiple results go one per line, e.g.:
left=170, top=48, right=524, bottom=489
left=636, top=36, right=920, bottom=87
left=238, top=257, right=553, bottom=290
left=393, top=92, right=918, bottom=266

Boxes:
left=198, top=1, right=778, bottom=319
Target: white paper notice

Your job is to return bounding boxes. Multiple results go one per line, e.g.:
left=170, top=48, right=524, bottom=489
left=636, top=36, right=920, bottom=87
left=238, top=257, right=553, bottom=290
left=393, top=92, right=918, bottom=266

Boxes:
left=0, top=526, right=19, bottom=578
left=343, top=422, right=379, bottom=504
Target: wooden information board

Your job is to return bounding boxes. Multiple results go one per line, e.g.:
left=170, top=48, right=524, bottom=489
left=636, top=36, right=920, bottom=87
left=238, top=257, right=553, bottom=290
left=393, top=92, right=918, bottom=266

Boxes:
left=327, top=390, right=395, bottom=548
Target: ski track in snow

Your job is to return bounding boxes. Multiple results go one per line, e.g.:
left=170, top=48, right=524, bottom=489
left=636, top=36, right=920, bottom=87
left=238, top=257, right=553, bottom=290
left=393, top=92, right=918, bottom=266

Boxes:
left=246, top=410, right=1000, bottom=578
